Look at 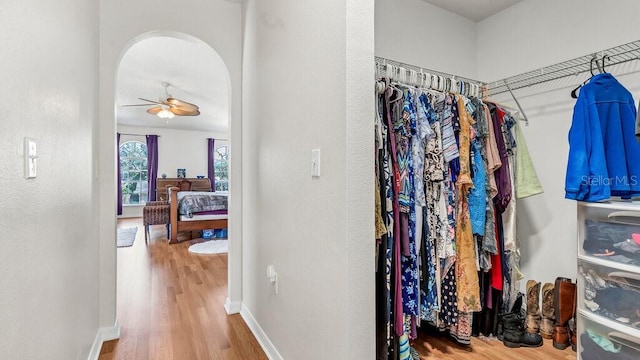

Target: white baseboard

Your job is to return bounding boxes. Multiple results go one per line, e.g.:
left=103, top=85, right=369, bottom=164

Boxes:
left=101, top=321, right=121, bottom=341
left=224, top=297, right=242, bottom=314
left=87, top=321, right=121, bottom=360
left=240, top=304, right=283, bottom=360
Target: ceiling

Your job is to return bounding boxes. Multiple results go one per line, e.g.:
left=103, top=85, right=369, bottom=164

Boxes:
left=116, top=36, right=229, bottom=133
left=115, top=2, right=519, bottom=133
left=421, top=0, right=522, bottom=22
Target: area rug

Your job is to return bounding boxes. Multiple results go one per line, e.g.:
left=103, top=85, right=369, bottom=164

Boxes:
left=117, top=227, right=138, bottom=248
left=188, top=239, right=228, bottom=255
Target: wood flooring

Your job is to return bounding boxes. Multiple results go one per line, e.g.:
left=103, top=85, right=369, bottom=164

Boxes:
left=99, top=218, right=267, bottom=360
left=412, top=329, right=576, bottom=360
left=102, top=218, right=575, bottom=360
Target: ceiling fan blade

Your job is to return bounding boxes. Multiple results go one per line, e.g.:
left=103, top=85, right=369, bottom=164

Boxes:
left=166, top=97, right=199, bottom=111
left=170, top=107, right=200, bottom=116
left=139, top=97, right=165, bottom=105
left=146, top=106, right=163, bottom=115
left=122, top=103, right=154, bottom=107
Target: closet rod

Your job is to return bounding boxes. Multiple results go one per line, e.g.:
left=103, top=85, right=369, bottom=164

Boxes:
left=375, top=56, right=486, bottom=92
left=487, top=39, right=640, bottom=96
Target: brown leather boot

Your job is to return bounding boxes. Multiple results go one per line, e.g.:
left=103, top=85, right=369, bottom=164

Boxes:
left=525, top=280, right=542, bottom=336
left=553, top=277, right=576, bottom=350
left=540, top=282, right=555, bottom=339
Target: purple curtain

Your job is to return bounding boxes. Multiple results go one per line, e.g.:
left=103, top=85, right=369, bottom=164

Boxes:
left=208, top=138, right=216, bottom=191
left=146, top=135, right=159, bottom=201
left=117, top=133, right=122, bottom=215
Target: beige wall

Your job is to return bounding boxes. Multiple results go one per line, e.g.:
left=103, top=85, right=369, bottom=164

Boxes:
left=375, top=0, right=478, bottom=79
left=241, top=0, right=375, bottom=358
left=0, top=0, right=101, bottom=358
left=477, top=0, right=640, bottom=290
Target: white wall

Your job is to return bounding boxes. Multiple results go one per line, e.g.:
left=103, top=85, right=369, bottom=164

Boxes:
left=478, top=0, right=640, bottom=287
left=99, top=0, right=244, bottom=327
left=242, top=0, right=374, bottom=359
left=116, top=125, right=227, bottom=218
left=375, top=0, right=478, bottom=79
left=478, top=0, right=640, bottom=81
left=0, top=0, right=100, bottom=358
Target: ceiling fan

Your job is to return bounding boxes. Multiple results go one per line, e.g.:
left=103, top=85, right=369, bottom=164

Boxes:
left=122, top=82, right=200, bottom=119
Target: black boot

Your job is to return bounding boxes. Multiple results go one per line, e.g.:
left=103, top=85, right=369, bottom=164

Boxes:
left=498, top=292, right=524, bottom=341
left=502, top=313, right=543, bottom=348
left=497, top=312, right=505, bottom=341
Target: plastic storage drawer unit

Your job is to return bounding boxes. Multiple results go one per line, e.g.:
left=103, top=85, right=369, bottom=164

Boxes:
left=579, top=202, right=640, bottom=267
left=578, top=311, right=640, bottom=360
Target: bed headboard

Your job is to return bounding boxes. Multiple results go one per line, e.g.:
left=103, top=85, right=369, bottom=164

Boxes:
left=156, top=178, right=212, bottom=201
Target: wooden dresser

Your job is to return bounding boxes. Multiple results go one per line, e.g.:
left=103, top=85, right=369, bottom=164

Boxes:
left=155, top=178, right=212, bottom=201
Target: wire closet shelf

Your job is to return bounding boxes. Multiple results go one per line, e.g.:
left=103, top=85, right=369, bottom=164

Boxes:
left=487, top=40, right=640, bottom=97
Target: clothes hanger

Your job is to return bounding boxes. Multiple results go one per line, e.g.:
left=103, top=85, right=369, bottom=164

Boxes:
left=570, top=56, right=599, bottom=99
left=380, top=65, right=403, bottom=102
left=387, top=77, right=404, bottom=104
left=375, top=79, right=386, bottom=94
left=600, top=54, right=611, bottom=73
left=422, top=72, right=432, bottom=89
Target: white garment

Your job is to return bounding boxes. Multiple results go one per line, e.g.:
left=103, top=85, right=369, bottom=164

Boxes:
left=502, top=155, right=517, bottom=252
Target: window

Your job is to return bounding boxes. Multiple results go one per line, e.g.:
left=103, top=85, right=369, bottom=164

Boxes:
left=119, top=141, right=148, bottom=205
left=214, top=145, right=229, bottom=192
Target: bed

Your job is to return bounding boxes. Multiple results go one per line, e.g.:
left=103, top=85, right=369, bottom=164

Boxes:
left=168, top=186, right=228, bottom=244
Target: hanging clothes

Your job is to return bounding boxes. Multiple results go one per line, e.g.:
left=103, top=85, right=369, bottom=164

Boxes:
left=382, top=86, right=405, bottom=338
left=468, top=141, right=487, bottom=237
left=565, top=73, right=640, bottom=201
left=514, top=121, right=544, bottom=198
left=636, top=99, right=640, bottom=144
left=374, top=65, right=544, bottom=359
left=488, top=104, right=512, bottom=215
left=483, top=103, right=501, bottom=199
left=399, top=89, right=419, bottom=337
left=501, top=114, right=518, bottom=253
left=375, top=115, right=392, bottom=358
left=453, top=95, right=481, bottom=313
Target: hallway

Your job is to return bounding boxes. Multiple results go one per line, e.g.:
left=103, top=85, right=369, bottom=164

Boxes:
left=99, top=218, right=267, bottom=359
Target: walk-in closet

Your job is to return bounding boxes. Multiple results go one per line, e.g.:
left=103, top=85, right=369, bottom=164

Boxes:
left=374, top=1, right=640, bottom=359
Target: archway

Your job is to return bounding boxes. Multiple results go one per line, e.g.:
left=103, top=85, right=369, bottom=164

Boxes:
left=113, top=31, right=239, bottom=325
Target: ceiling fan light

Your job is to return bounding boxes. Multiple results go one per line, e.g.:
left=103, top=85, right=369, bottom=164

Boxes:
left=157, top=108, right=174, bottom=119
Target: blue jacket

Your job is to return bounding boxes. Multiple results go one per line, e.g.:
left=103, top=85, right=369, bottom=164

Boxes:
left=566, top=73, right=640, bottom=201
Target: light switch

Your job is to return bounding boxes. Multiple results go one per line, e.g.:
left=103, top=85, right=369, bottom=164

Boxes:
left=311, top=149, right=320, bottom=177
left=24, top=138, right=37, bottom=179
